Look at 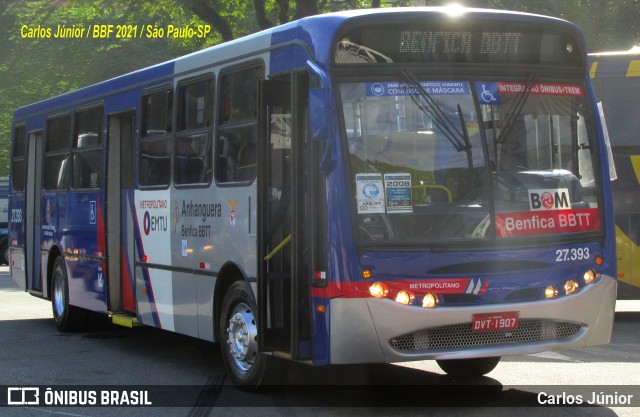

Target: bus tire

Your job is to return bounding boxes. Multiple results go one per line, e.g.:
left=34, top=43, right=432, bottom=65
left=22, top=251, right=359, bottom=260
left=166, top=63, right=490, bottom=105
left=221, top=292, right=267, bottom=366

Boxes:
left=436, top=356, right=501, bottom=377
left=219, top=280, right=270, bottom=389
left=51, top=256, right=84, bottom=332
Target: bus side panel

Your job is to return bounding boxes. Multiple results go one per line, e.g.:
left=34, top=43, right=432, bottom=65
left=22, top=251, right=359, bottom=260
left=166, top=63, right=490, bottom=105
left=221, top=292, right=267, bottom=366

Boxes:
left=61, top=192, right=107, bottom=313
left=196, top=275, right=216, bottom=342
left=134, top=190, right=174, bottom=329
left=132, top=183, right=258, bottom=339
left=135, top=266, right=175, bottom=332
left=171, top=270, right=199, bottom=337
left=170, top=186, right=237, bottom=342
left=133, top=189, right=202, bottom=338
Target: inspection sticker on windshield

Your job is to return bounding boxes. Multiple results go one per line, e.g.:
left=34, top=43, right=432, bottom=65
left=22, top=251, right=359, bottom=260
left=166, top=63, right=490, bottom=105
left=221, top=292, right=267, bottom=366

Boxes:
left=384, top=173, right=413, bottom=213
left=356, top=174, right=385, bottom=214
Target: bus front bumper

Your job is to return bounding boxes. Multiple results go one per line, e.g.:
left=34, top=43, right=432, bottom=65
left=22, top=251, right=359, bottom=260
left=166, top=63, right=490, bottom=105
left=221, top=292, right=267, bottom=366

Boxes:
left=328, top=275, right=617, bottom=364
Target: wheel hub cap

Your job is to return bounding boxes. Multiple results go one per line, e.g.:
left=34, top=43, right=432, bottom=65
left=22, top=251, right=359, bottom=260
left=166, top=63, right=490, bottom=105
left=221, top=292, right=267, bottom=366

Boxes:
left=53, top=273, right=65, bottom=317
left=226, top=303, right=258, bottom=372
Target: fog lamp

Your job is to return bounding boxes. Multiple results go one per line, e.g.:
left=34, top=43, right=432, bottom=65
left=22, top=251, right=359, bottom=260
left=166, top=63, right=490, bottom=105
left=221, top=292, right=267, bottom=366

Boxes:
left=395, top=290, right=414, bottom=305
left=564, top=279, right=579, bottom=295
left=422, top=293, right=438, bottom=308
left=369, top=282, right=389, bottom=298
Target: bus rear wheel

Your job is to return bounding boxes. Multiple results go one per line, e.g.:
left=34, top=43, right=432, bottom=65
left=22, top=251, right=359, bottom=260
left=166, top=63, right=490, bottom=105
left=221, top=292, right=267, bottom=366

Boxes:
left=436, top=356, right=501, bottom=377
left=51, top=256, right=84, bottom=332
left=219, top=280, right=269, bottom=389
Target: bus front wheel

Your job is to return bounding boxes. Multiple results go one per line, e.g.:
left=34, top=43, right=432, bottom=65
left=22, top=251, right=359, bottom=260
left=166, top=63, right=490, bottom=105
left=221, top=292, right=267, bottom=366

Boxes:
left=219, top=280, right=268, bottom=389
left=436, top=356, right=501, bottom=377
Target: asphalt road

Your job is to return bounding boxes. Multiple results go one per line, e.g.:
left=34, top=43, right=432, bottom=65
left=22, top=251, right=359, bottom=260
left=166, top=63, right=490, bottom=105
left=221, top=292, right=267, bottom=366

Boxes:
left=0, top=266, right=639, bottom=416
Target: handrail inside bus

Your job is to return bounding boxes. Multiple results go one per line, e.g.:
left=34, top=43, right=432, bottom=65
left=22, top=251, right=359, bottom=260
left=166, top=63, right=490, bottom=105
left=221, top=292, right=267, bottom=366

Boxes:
left=264, top=234, right=292, bottom=261
left=412, top=184, right=452, bottom=203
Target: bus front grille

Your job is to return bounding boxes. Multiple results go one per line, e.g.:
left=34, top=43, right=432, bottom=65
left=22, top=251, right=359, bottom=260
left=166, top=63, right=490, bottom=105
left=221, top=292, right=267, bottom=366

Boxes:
left=389, top=320, right=582, bottom=352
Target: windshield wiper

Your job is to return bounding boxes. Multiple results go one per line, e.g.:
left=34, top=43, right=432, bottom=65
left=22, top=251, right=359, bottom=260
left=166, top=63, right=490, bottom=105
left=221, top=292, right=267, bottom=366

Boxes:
left=496, top=72, right=537, bottom=144
left=401, top=70, right=471, bottom=155
left=401, top=70, right=474, bottom=174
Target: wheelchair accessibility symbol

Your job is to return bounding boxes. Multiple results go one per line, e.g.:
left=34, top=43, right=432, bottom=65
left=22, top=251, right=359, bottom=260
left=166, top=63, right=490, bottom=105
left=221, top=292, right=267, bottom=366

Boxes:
left=90, top=201, right=97, bottom=225
left=476, top=82, right=501, bottom=105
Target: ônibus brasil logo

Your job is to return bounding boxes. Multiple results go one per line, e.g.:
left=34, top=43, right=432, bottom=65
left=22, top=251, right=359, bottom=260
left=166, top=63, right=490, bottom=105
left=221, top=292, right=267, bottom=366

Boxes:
left=529, top=188, right=570, bottom=211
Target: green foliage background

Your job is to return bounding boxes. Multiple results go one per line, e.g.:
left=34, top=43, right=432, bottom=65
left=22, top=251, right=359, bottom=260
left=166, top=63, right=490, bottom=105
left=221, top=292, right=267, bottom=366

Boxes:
left=1, top=0, right=638, bottom=177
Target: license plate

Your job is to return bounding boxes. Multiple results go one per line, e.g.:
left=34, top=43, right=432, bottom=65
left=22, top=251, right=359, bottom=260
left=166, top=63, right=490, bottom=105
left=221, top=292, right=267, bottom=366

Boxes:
left=471, top=312, right=519, bottom=332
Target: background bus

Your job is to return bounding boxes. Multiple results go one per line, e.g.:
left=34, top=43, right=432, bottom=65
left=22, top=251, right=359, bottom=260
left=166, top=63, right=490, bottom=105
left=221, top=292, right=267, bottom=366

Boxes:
left=589, top=48, right=640, bottom=299
left=10, top=7, right=617, bottom=388
left=0, top=177, right=8, bottom=264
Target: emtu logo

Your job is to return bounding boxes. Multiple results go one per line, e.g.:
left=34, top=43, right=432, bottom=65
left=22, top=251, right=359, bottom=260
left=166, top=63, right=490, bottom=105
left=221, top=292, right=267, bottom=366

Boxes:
left=529, top=188, right=570, bottom=211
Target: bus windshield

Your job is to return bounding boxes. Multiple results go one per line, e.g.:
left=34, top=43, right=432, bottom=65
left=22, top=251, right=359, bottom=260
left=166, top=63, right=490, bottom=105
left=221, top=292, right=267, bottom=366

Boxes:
left=340, top=78, right=601, bottom=244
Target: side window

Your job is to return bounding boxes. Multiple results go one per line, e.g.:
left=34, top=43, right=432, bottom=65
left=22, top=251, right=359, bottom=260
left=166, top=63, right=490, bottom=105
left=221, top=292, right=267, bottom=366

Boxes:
left=216, top=66, right=263, bottom=184
left=44, top=115, right=71, bottom=190
left=72, top=106, right=103, bottom=189
left=140, top=88, right=172, bottom=187
left=142, top=88, right=172, bottom=136
left=178, top=79, right=211, bottom=130
left=11, top=125, right=26, bottom=193
left=175, top=77, right=213, bottom=186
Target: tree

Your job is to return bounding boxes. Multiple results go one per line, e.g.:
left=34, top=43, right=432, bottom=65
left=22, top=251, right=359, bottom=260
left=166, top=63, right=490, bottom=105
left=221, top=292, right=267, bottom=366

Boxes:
left=179, top=0, right=405, bottom=42
left=0, top=0, right=410, bottom=175
left=1, top=0, right=639, bottom=177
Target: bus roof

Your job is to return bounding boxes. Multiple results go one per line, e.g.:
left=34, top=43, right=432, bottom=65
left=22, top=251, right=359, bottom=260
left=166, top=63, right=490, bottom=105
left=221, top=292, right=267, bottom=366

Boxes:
left=13, top=7, right=579, bottom=121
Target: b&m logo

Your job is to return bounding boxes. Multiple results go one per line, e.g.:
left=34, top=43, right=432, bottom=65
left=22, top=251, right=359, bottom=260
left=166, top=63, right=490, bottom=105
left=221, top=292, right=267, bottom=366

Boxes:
left=529, top=188, right=570, bottom=211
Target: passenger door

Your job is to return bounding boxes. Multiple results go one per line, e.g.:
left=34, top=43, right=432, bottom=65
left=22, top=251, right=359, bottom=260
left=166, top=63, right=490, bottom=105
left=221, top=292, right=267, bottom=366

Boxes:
left=258, top=73, right=312, bottom=359
left=25, top=131, right=43, bottom=293
left=106, top=111, right=136, bottom=312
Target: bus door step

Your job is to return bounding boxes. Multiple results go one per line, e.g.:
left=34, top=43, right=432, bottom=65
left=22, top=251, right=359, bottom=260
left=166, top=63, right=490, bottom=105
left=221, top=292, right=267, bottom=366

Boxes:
left=109, top=312, right=140, bottom=328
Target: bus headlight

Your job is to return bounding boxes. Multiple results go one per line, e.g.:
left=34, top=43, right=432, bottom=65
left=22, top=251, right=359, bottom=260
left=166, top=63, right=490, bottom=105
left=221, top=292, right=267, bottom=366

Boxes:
left=545, top=285, right=558, bottom=299
left=422, top=293, right=438, bottom=308
left=564, top=279, right=579, bottom=295
left=583, top=269, right=600, bottom=285
left=395, top=290, right=414, bottom=305
left=369, top=282, right=389, bottom=298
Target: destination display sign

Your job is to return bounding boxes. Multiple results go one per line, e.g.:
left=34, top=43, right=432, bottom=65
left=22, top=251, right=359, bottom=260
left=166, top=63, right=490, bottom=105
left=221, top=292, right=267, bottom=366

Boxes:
left=335, top=22, right=583, bottom=67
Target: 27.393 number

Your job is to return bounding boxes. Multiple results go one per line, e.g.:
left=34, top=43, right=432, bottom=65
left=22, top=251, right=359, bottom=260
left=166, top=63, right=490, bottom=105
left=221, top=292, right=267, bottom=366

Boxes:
left=555, top=247, right=590, bottom=262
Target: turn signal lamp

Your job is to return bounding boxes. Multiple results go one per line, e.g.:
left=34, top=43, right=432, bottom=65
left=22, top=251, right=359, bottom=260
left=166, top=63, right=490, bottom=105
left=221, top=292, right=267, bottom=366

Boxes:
left=369, top=282, right=389, bottom=298
left=422, top=293, right=438, bottom=308
left=545, top=285, right=558, bottom=299
left=564, top=279, right=579, bottom=295
left=395, top=290, right=415, bottom=305
left=362, top=269, right=372, bottom=279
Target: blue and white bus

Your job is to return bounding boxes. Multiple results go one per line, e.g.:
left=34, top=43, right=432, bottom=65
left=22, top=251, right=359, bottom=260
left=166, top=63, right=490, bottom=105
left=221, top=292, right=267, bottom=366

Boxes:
left=9, top=7, right=617, bottom=387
